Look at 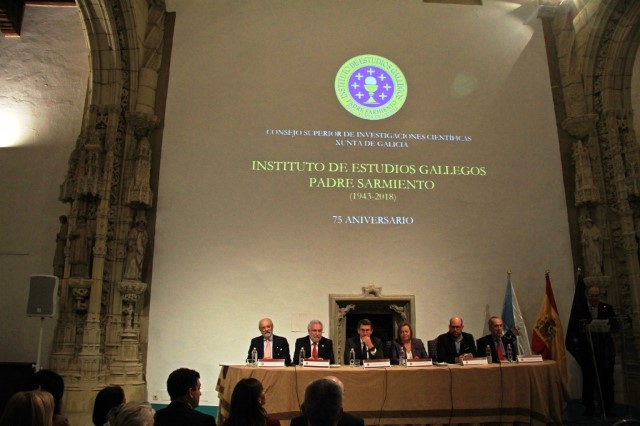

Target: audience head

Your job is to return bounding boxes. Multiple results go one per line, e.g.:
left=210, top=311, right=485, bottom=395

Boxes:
left=166, top=368, right=201, bottom=408
left=27, top=370, right=65, bottom=415
left=226, top=378, right=267, bottom=426
left=0, top=390, right=54, bottom=426
left=307, top=320, right=324, bottom=344
left=323, top=376, right=345, bottom=393
left=356, top=319, right=373, bottom=338
left=107, top=401, right=154, bottom=426
left=92, top=385, right=126, bottom=426
left=302, top=378, right=343, bottom=426
left=258, top=318, right=274, bottom=339
left=488, top=316, right=504, bottom=339
left=448, top=316, right=464, bottom=338
left=396, top=322, right=413, bottom=343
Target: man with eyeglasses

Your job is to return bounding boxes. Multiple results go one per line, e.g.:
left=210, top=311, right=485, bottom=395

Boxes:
left=435, top=316, right=477, bottom=364
left=293, top=319, right=335, bottom=365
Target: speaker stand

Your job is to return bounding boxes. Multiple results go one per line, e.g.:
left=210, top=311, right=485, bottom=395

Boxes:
left=36, top=316, right=44, bottom=371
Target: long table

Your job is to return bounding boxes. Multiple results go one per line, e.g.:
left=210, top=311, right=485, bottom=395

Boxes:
left=216, top=361, right=568, bottom=425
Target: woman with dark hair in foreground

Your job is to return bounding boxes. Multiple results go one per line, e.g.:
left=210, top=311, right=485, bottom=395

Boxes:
left=93, top=385, right=126, bottom=426
left=221, top=378, right=280, bottom=426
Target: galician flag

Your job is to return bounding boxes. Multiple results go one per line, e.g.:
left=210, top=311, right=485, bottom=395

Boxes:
left=531, top=272, right=568, bottom=381
left=501, top=275, right=532, bottom=355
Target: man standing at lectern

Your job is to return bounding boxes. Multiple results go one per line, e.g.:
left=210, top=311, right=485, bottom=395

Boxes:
left=343, top=318, right=384, bottom=364
left=247, top=318, right=292, bottom=366
left=576, top=286, right=619, bottom=417
left=293, top=320, right=335, bottom=365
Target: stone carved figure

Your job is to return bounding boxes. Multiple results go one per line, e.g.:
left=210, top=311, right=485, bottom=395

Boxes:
left=581, top=218, right=603, bottom=276
left=123, top=303, right=134, bottom=329
left=53, top=215, right=68, bottom=278
left=123, top=215, right=149, bottom=281
left=69, top=216, right=93, bottom=278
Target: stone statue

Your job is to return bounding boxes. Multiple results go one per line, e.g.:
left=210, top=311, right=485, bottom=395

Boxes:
left=581, top=218, right=603, bottom=276
left=53, top=215, right=68, bottom=278
left=69, top=216, right=93, bottom=278
left=123, top=216, right=149, bottom=281
left=123, top=303, right=135, bottom=329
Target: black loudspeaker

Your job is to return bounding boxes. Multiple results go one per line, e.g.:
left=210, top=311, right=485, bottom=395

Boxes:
left=26, top=275, right=58, bottom=317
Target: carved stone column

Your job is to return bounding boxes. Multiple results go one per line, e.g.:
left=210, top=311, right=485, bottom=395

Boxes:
left=110, top=279, right=147, bottom=398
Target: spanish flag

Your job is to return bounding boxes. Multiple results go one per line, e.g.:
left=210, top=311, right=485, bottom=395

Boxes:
left=531, top=272, right=568, bottom=382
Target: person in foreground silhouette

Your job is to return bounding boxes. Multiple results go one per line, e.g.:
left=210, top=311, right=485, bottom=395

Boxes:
left=221, top=377, right=280, bottom=426
left=154, top=368, right=216, bottom=426
left=290, top=376, right=363, bottom=426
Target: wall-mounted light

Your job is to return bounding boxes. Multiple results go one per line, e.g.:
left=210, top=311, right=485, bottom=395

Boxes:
left=0, top=109, right=28, bottom=148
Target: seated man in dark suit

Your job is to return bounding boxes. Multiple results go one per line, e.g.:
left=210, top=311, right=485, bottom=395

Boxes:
left=476, top=316, right=518, bottom=363
left=436, top=316, right=477, bottom=364
left=293, top=320, right=335, bottom=365
left=155, top=368, right=216, bottom=426
left=291, top=376, right=364, bottom=426
left=247, top=317, right=292, bottom=366
left=343, top=318, right=384, bottom=364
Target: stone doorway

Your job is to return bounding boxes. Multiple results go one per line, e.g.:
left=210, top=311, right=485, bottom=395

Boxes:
left=329, top=285, right=414, bottom=363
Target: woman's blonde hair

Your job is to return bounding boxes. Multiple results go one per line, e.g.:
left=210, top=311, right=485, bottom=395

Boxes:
left=0, top=390, right=55, bottom=426
left=108, top=401, right=155, bottom=426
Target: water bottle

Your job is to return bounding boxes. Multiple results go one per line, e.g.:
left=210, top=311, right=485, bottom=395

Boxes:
left=349, top=348, right=356, bottom=367
left=485, top=345, right=492, bottom=364
left=251, top=347, right=258, bottom=365
left=506, top=344, right=513, bottom=362
left=299, top=347, right=306, bottom=365
left=399, top=346, right=407, bottom=367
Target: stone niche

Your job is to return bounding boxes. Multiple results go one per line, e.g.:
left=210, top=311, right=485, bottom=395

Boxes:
left=329, top=285, right=414, bottom=363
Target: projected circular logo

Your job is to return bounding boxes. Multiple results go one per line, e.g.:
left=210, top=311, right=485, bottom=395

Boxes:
left=335, top=54, right=407, bottom=120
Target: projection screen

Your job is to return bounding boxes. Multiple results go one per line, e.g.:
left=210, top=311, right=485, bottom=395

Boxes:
left=147, top=0, right=575, bottom=405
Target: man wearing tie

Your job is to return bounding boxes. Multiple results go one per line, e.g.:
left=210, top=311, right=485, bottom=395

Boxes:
left=293, top=320, right=335, bottom=365
left=247, top=317, right=292, bottom=366
left=476, top=316, right=518, bottom=363
left=343, top=318, right=384, bottom=364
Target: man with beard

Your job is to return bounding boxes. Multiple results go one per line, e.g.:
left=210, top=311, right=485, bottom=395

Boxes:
left=247, top=317, right=292, bottom=366
left=435, top=316, right=477, bottom=364
left=293, top=320, right=335, bottom=365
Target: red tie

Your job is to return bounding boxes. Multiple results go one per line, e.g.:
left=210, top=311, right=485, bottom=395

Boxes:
left=312, top=343, right=318, bottom=359
left=496, top=340, right=505, bottom=360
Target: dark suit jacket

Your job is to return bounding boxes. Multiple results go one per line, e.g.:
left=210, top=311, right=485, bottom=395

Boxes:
left=435, top=332, right=476, bottom=364
left=247, top=335, right=292, bottom=366
left=155, top=401, right=217, bottom=426
left=290, top=412, right=364, bottom=426
left=476, top=332, right=518, bottom=363
left=293, top=336, right=335, bottom=365
left=574, top=302, right=618, bottom=366
left=388, top=338, right=429, bottom=365
left=343, top=335, right=384, bottom=364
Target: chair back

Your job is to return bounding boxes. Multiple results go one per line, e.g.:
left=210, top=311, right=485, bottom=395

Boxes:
left=427, top=339, right=438, bottom=360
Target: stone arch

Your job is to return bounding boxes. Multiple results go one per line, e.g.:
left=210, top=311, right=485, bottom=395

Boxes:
left=51, top=1, right=167, bottom=423
left=553, top=0, right=640, bottom=404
